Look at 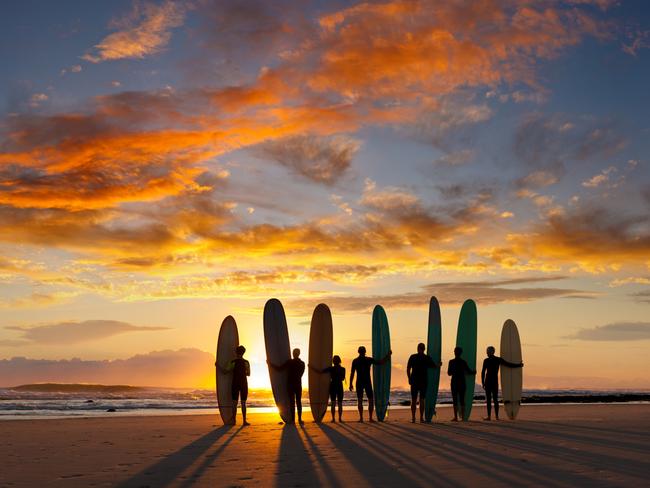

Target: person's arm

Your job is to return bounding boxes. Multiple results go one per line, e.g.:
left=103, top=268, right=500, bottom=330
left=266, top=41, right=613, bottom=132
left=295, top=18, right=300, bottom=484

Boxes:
left=447, top=360, right=453, bottom=377
left=500, top=357, right=524, bottom=368
left=481, top=359, right=488, bottom=387
left=267, top=359, right=288, bottom=370
left=245, top=360, right=250, bottom=377
left=217, top=359, right=234, bottom=374
left=308, top=364, right=328, bottom=374
left=465, top=360, right=477, bottom=375
left=376, top=350, right=392, bottom=365
left=426, top=356, right=440, bottom=369
left=349, top=361, right=356, bottom=390
left=406, top=356, right=413, bottom=383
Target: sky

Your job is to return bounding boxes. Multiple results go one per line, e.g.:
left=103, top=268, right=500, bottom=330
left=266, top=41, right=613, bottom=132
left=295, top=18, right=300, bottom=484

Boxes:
left=1, top=0, right=649, bottom=390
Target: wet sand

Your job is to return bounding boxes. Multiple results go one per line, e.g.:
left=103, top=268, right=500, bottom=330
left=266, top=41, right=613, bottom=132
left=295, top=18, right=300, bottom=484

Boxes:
left=1, top=404, right=648, bottom=487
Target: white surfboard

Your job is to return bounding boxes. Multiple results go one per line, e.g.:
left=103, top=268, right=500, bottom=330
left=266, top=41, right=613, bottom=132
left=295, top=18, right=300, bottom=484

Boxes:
left=308, top=304, right=333, bottom=423
left=264, top=298, right=292, bottom=423
left=216, top=315, right=239, bottom=425
left=500, top=319, right=523, bottom=420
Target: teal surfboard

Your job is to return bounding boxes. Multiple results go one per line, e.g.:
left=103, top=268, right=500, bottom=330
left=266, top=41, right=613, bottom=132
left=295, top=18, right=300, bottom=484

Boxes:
left=456, top=299, right=477, bottom=421
left=372, top=305, right=391, bottom=422
left=425, top=296, right=442, bottom=422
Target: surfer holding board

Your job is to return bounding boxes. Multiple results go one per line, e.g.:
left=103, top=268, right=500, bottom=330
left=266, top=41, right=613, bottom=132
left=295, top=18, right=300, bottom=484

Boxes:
left=217, top=345, right=251, bottom=426
left=350, top=346, right=391, bottom=422
left=481, top=345, right=523, bottom=421
left=268, top=348, right=306, bottom=424
left=407, top=343, right=442, bottom=423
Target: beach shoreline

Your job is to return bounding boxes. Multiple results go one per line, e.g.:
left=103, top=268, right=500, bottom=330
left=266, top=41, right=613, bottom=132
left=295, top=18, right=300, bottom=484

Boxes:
left=2, top=403, right=648, bottom=487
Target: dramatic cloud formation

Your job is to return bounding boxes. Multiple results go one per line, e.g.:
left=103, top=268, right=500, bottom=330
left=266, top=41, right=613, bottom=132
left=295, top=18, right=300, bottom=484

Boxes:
left=3, top=320, right=169, bottom=345
left=288, top=276, right=592, bottom=313
left=82, top=1, right=185, bottom=62
left=568, top=322, right=650, bottom=341
left=0, top=349, right=212, bottom=388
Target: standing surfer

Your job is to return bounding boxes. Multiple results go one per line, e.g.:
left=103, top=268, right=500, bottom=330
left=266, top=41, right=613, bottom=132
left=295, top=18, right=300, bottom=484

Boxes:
left=269, top=348, right=306, bottom=424
left=407, top=343, right=442, bottom=423
left=218, top=345, right=251, bottom=426
left=447, top=346, right=476, bottom=422
left=349, top=346, right=391, bottom=422
left=310, top=355, right=346, bottom=422
left=481, top=346, right=523, bottom=420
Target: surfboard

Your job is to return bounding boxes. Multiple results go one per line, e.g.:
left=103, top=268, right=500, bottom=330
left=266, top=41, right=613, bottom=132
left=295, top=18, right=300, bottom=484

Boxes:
left=372, top=305, right=391, bottom=422
left=308, top=303, right=333, bottom=423
left=263, top=298, right=292, bottom=423
left=500, top=319, right=523, bottom=420
left=425, top=296, right=442, bottom=422
left=216, top=315, right=239, bottom=425
left=456, top=299, right=477, bottom=421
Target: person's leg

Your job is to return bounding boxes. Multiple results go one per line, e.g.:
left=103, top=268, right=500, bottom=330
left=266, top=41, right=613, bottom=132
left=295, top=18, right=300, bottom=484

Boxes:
left=459, top=384, right=466, bottom=421
left=231, top=385, right=239, bottom=425
left=288, top=387, right=296, bottom=423
left=451, top=383, right=459, bottom=421
left=367, top=386, right=374, bottom=422
left=241, top=385, right=249, bottom=425
left=410, top=385, right=417, bottom=422
left=485, top=387, right=492, bottom=420
left=297, top=389, right=303, bottom=423
left=356, top=387, right=364, bottom=422
left=419, top=389, right=425, bottom=422
left=330, top=390, right=336, bottom=422
left=337, top=388, right=343, bottom=422
left=492, top=385, right=500, bottom=420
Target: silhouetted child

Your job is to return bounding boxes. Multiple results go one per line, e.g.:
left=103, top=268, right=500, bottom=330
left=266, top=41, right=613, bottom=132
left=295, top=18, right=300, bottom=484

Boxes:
left=269, top=348, right=305, bottom=424
left=218, top=345, right=250, bottom=426
left=310, top=355, right=346, bottom=422
left=481, top=346, right=523, bottom=420
left=447, top=346, right=476, bottom=422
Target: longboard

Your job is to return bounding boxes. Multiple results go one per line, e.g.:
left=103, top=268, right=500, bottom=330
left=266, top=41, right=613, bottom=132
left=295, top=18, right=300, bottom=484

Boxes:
left=263, top=298, right=291, bottom=423
left=372, top=305, right=391, bottom=421
left=425, top=296, right=442, bottom=422
left=308, top=304, right=333, bottom=423
left=456, top=299, right=477, bottom=421
left=500, top=319, right=523, bottom=420
left=216, top=315, right=239, bottom=425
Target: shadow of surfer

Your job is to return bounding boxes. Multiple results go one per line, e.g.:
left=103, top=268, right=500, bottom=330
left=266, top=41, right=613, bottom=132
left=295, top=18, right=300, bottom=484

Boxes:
left=448, top=346, right=476, bottom=422
left=349, top=346, right=391, bottom=423
left=268, top=348, right=305, bottom=424
left=309, top=354, right=346, bottom=423
left=216, top=345, right=250, bottom=426
left=407, top=342, right=442, bottom=423
left=481, top=346, right=524, bottom=421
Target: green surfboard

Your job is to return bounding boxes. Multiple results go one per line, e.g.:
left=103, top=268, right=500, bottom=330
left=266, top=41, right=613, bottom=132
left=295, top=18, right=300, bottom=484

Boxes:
left=425, top=296, right=442, bottom=422
left=455, top=299, right=477, bottom=421
left=372, top=305, right=391, bottom=422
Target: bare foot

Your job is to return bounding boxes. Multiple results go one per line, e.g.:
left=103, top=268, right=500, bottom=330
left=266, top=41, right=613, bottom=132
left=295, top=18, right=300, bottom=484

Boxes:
left=451, top=418, right=459, bottom=422
left=483, top=417, right=491, bottom=421
left=243, top=421, right=251, bottom=426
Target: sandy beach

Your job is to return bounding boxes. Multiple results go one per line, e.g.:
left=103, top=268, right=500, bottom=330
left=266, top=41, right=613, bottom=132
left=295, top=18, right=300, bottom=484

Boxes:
left=1, top=403, right=648, bottom=487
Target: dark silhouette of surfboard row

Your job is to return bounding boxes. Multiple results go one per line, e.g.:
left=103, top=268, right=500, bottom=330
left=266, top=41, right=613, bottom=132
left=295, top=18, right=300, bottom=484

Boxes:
left=216, top=297, right=523, bottom=422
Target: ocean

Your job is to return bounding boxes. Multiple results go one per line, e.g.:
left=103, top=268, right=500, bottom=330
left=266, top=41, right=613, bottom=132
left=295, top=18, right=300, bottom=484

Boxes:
left=1, top=386, right=648, bottom=420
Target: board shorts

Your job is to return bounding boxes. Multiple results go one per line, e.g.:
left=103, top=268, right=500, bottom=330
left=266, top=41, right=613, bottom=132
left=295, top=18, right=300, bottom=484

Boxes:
left=329, top=384, right=344, bottom=403
left=410, top=384, right=426, bottom=400
left=450, top=380, right=465, bottom=406
left=232, top=382, right=248, bottom=402
left=356, top=382, right=373, bottom=400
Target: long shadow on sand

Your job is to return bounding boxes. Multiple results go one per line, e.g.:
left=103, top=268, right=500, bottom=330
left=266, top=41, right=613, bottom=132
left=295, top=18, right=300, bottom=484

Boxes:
left=299, top=425, right=343, bottom=488
left=275, top=424, right=316, bottom=488
left=115, top=425, right=234, bottom=488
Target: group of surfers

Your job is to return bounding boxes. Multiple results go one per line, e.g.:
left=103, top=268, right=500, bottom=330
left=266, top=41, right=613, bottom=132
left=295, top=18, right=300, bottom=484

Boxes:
left=217, top=344, right=523, bottom=426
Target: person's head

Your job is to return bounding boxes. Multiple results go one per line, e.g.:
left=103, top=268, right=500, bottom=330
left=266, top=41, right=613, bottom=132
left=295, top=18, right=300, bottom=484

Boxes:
left=486, top=346, right=495, bottom=357
left=332, top=355, right=341, bottom=365
left=292, top=348, right=300, bottom=359
left=454, top=346, right=462, bottom=358
left=358, top=346, right=366, bottom=356
left=236, top=345, right=246, bottom=357
left=417, top=342, right=425, bottom=353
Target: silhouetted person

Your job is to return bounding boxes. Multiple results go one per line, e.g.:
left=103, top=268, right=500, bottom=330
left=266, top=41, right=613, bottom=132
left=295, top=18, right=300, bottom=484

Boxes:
left=310, top=355, right=346, bottom=422
left=349, top=346, right=391, bottom=422
left=407, top=342, right=442, bottom=423
left=481, top=346, right=524, bottom=420
left=269, top=348, right=305, bottom=424
left=447, top=346, right=476, bottom=422
left=217, top=345, right=250, bottom=426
